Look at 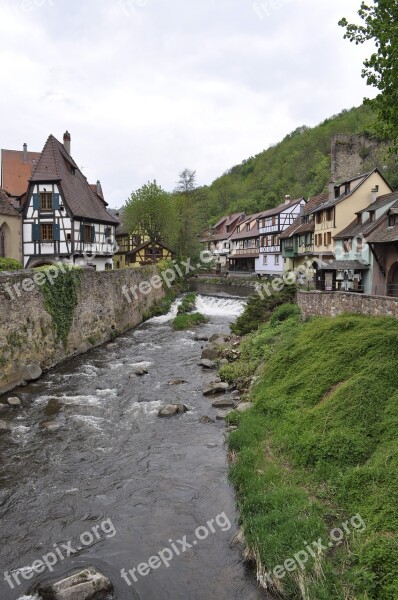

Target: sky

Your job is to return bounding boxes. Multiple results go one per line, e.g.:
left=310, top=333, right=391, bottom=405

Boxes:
left=0, top=0, right=375, bottom=208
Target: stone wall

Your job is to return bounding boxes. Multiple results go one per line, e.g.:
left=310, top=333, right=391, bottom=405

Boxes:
left=297, top=290, right=398, bottom=320
left=0, top=267, right=165, bottom=395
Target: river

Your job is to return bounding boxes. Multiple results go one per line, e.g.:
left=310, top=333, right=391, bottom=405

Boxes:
left=0, top=289, right=270, bottom=600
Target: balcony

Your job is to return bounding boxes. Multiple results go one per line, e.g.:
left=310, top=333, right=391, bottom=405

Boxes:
left=259, top=225, right=279, bottom=235
left=297, top=244, right=314, bottom=255
left=260, top=245, right=280, bottom=253
left=229, top=248, right=259, bottom=257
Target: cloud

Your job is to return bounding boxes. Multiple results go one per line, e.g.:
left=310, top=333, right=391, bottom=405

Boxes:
left=0, top=0, right=374, bottom=207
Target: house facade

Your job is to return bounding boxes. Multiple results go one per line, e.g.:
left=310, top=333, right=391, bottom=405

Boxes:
left=255, top=196, right=305, bottom=276
left=0, top=189, right=22, bottom=263
left=200, top=213, right=245, bottom=273
left=366, top=196, right=398, bottom=296
left=22, top=132, right=117, bottom=270
left=228, top=213, right=261, bottom=273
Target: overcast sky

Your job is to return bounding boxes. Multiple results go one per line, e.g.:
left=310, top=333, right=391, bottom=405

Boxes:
left=0, top=0, right=373, bottom=208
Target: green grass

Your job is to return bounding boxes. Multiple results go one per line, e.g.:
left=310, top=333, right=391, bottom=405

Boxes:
left=231, top=286, right=297, bottom=335
left=172, top=312, right=208, bottom=330
left=228, top=313, right=398, bottom=600
left=177, top=292, right=197, bottom=314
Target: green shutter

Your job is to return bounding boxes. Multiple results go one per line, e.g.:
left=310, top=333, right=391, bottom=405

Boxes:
left=80, top=223, right=85, bottom=241
left=53, top=193, right=60, bottom=210
left=32, top=223, right=40, bottom=241
left=54, top=224, right=60, bottom=241
left=33, top=194, right=39, bottom=211
left=91, top=224, right=96, bottom=243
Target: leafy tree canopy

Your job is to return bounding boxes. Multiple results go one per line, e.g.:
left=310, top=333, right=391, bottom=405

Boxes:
left=339, top=1, right=398, bottom=151
left=124, top=180, right=175, bottom=245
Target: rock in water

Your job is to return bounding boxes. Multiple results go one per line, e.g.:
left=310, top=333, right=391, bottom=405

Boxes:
left=168, top=379, right=188, bottom=386
left=194, top=334, right=209, bottom=342
left=199, top=415, right=216, bottom=424
left=158, top=404, right=189, bottom=417
left=0, top=420, right=10, bottom=433
left=134, top=366, right=148, bottom=376
left=38, top=567, right=113, bottom=600
left=7, top=397, right=21, bottom=406
left=203, top=382, right=229, bottom=396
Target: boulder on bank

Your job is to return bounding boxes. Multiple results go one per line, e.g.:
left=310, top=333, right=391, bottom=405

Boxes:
left=212, top=398, right=237, bottom=409
left=38, top=566, right=113, bottom=600
left=203, top=382, right=229, bottom=396
left=22, top=363, right=42, bottom=382
left=40, top=421, right=62, bottom=432
left=201, top=344, right=219, bottom=361
left=198, top=359, right=216, bottom=369
left=210, top=333, right=230, bottom=343
left=158, top=404, right=189, bottom=417
left=236, top=402, right=254, bottom=413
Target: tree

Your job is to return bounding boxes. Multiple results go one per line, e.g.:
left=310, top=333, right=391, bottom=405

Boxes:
left=339, top=1, right=398, bottom=151
left=124, top=181, right=175, bottom=261
left=172, top=169, right=201, bottom=259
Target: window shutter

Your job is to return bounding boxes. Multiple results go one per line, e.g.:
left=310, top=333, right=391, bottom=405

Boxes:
left=54, top=224, right=60, bottom=241
left=33, top=194, right=39, bottom=211
left=32, top=223, right=40, bottom=241
left=91, top=224, right=96, bottom=243
left=53, top=193, right=60, bottom=210
left=80, top=223, right=85, bottom=241
left=104, top=226, right=110, bottom=238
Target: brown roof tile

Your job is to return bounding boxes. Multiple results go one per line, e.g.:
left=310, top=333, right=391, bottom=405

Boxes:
left=1, top=149, right=41, bottom=197
left=29, top=135, right=117, bottom=224
left=0, top=188, right=21, bottom=217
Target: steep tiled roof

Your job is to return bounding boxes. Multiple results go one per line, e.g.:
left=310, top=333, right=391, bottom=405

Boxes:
left=0, top=188, right=21, bottom=217
left=257, top=197, right=305, bottom=219
left=29, top=135, right=117, bottom=224
left=201, top=212, right=245, bottom=242
left=319, top=260, right=370, bottom=270
left=309, top=170, right=389, bottom=214
left=366, top=200, right=398, bottom=243
left=1, top=148, right=41, bottom=197
left=229, top=212, right=262, bottom=240
left=335, top=198, right=398, bottom=241
left=358, top=191, right=398, bottom=213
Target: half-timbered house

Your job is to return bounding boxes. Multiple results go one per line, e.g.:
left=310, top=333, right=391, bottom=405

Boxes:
left=255, top=196, right=305, bottom=276
left=22, top=132, right=117, bottom=270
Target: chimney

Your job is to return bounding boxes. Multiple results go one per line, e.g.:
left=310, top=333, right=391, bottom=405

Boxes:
left=284, top=194, right=291, bottom=205
left=96, top=180, right=102, bottom=196
left=63, top=130, right=71, bottom=155
left=371, top=185, right=379, bottom=204
left=23, top=143, right=28, bottom=162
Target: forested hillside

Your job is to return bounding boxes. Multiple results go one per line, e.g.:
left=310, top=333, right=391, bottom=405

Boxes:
left=195, top=104, right=398, bottom=226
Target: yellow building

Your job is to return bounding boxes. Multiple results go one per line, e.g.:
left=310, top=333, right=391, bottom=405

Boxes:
left=312, top=170, right=393, bottom=260
left=112, top=208, right=173, bottom=268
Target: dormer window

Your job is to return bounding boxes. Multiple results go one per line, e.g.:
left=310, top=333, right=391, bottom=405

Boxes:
left=357, top=214, right=362, bottom=225
left=246, top=223, right=250, bottom=232
left=334, top=186, right=340, bottom=199
left=369, top=211, right=375, bottom=223
left=40, top=192, right=53, bottom=211
left=345, top=183, right=351, bottom=195
left=388, top=214, right=396, bottom=227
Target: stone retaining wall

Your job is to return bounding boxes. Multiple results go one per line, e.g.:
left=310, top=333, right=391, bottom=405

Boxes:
left=0, top=267, right=165, bottom=395
left=297, top=290, right=398, bottom=320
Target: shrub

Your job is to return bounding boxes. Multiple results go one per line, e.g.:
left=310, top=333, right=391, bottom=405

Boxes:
left=0, top=258, right=23, bottom=271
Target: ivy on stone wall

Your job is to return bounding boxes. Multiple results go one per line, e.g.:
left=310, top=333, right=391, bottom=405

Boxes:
left=38, top=266, right=82, bottom=347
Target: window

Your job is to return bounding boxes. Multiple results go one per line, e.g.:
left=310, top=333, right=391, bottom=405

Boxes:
left=67, top=233, right=71, bottom=241
left=40, top=192, right=53, bottom=211
left=324, top=232, right=332, bottom=246
left=284, top=238, right=293, bottom=250
left=263, top=255, right=267, bottom=265
left=0, top=227, right=5, bottom=257
left=274, top=255, right=280, bottom=265
left=345, top=183, right=351, bottom=195
left=271, top=215, right=276, bottom=226
left=41, top=224, right=53, bottom=241
left=326, top=208, right=333, bottom=221
left=84, top=225, right=92, bottom=243
left=315, top=233, right=322, bottom=246
left=356, top=237, right=363, bottom=253
left=357, top=214, right=362, bottom=225
left=369, top=211, right=375, bottom=223
left=388, top=214, right=396, bottom=227
left=316, top=212, right=322, bottom=224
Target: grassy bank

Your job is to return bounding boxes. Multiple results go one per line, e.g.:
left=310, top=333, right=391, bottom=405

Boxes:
left=226, top=313, right=398, bottom=600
